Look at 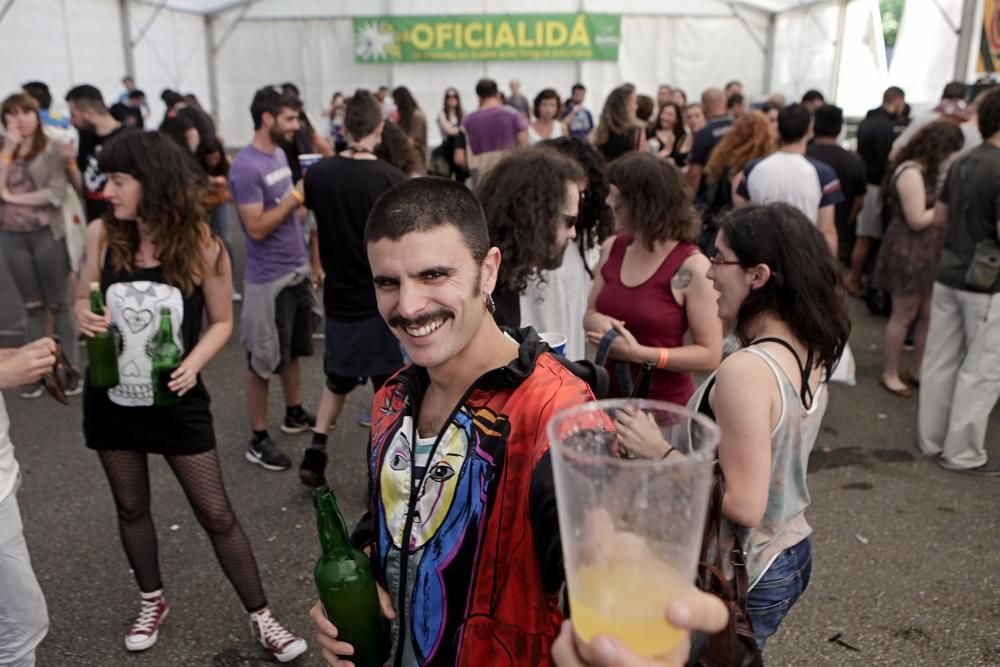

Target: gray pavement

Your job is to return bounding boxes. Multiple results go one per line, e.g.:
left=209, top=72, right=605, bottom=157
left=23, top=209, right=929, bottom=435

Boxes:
left=2, top=225, right=999, bottom=666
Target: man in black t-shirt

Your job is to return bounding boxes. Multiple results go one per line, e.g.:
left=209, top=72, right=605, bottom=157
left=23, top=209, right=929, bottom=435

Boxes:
left=65, top=84, right=136, bottom=222
left=109, top=90, right=145, bottom=129
left=847, top=86, right=906, bottom=293
left=807, top=105, right=866, bottom=263
left=686, top=87, right=733, bottom=196
left=299, top=90, right=406, bottom=488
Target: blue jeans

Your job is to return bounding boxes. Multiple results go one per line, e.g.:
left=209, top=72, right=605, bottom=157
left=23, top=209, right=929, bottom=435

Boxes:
left=748, top=537, right=812, bottom=651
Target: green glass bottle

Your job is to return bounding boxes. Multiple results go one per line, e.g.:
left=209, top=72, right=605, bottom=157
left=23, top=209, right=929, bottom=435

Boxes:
left=85, top=282, right=119, bottom=389
left=313, top=486, right=390, bottom=667
left=151, top=307, right=181, bottom=407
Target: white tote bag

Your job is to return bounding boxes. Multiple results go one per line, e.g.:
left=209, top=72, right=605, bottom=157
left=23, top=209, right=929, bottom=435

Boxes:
left=61, top=185, right=85, bottom=273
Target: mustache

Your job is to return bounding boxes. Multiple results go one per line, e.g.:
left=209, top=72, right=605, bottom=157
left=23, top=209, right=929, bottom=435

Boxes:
left=388, top=309, right=455, bottom=330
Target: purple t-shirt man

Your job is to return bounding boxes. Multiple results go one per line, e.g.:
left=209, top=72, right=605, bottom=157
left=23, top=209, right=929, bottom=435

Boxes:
left=462, top=105, right=527, bottom=154
left=229, top=145, right=307, bottom=284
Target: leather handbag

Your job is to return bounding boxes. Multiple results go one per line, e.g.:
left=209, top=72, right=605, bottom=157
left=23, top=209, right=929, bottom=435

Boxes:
left=697, top=467, right=763, bottom=667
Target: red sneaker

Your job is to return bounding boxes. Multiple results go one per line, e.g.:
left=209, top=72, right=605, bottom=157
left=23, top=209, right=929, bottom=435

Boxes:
left=125, top=594, right=169, bottom=651
left=250, top=608, right=307, bottom=663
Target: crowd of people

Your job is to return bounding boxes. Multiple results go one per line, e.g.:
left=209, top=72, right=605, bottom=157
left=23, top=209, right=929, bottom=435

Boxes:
left=0, top=69, right=998, bottom=667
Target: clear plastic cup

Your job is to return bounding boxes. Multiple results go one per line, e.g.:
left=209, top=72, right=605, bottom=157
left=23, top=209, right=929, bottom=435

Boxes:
left=547, top=399, right=720, bottom=658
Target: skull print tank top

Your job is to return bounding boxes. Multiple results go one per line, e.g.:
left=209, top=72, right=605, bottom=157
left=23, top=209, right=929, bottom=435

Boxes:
left=82, top=260, right=215, bottom=455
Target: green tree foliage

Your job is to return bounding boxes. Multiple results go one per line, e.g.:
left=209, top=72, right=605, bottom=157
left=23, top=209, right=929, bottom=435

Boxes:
left=881, top=0, right=906, bottom=48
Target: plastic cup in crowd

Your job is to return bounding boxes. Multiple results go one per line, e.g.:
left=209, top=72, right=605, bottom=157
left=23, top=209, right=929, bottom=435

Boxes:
left=547, top=399, right=720, bottom=658
left=539, top=332, right=568, bottom=356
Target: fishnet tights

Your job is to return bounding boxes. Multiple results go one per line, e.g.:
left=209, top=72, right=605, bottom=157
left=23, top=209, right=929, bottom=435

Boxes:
left=97, top=449, right=267, bottom=612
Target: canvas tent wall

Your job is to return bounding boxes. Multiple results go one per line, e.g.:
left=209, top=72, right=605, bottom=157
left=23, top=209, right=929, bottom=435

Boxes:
left=0, top=0, right=886, bottom=145
left=888, top=0, right=984, bottom=110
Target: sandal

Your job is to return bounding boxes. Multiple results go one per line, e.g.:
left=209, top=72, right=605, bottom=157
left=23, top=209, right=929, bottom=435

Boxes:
left=879, top=377, right=913, bottom=398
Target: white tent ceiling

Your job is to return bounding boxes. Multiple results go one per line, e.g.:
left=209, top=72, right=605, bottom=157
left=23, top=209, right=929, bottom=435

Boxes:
left=1, top=0, right=888, bottom=145
left=139, top=1, right=841, bottom=17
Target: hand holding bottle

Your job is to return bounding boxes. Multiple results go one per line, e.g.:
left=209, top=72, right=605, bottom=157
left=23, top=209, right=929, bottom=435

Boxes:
left=309, top=579, right=395, bottom=666
left=76, top=300, right=111, bottom=336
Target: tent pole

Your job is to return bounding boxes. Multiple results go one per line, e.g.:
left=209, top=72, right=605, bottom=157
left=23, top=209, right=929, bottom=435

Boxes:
left=763, top=12, right=776, bottom=95
left=118, top=0, right=136, bottom=78
left=829, top=0, right=848, bottom=103
left=955, top=0, right=980, bottom=81
left=0, top=0, right=18, bottom=25
left=205, top=13, right=220, bottom=126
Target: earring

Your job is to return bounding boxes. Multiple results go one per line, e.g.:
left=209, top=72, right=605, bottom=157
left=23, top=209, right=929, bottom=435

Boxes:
left=485, top=293, right=496, bottom=315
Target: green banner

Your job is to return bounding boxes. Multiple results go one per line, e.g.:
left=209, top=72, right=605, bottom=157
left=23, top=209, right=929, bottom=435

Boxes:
left=353, top=14, right=621, bottom=63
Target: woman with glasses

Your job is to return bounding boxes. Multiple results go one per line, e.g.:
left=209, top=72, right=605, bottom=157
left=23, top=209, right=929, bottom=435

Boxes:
left=0, top=92, right=81, bottom=397
left=696, top=203, right=848, bottom=649
left=73, top=131, right=306, bottom=662
left=584, top=152, right=722, bottom=403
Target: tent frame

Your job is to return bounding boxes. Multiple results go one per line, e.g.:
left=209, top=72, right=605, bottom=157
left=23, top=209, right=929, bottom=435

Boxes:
left=107, top=0, right=865, bottom=122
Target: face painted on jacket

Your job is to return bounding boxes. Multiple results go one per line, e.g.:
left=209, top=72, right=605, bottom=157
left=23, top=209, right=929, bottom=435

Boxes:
left=380, top=417, right=469, bottom=551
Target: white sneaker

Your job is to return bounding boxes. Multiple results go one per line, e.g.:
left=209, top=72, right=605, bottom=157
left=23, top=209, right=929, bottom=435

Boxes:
left=125, top=593, right=170, bottom=652
left=250, top=608, right=307, bottom=663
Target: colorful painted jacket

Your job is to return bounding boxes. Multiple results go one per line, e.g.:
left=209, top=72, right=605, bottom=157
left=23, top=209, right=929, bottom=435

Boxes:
left=352, top=330, right=593, bottom=666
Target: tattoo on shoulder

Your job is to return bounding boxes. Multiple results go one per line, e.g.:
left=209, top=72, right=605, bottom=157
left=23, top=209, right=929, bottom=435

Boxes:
left=672, top=267, right=693, bottom=289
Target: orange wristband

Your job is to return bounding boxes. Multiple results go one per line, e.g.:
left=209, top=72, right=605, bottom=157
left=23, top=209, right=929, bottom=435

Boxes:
left=656, top=347, right=669, bottom=370
left=290, top=189, right=304, bottom=205
left=0, top=154, right=12, bottom=165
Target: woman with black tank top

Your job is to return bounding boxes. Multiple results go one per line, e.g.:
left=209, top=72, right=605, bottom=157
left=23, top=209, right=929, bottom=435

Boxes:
left=594, top=85, right=647, bottom=162
left=694, top=203, right=850, bottom=650
left=73, top=132, right=307, bottom=662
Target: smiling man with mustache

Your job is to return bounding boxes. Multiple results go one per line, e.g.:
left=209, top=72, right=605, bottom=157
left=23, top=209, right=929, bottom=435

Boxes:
left=308, top=176, right=596, bottom=666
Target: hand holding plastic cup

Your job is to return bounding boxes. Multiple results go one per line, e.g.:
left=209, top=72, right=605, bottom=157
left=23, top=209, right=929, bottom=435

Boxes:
left=547, top=399, right=720, bottom=658
left=539, top=332, right=568, bottom=356
left=298, top=153, right=322, bottom=175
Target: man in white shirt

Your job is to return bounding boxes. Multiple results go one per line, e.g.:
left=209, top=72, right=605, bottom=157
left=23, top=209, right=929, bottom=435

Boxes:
left=734, top=103, right=843, bottom=255
left=0, top=338, right=57, bottom=667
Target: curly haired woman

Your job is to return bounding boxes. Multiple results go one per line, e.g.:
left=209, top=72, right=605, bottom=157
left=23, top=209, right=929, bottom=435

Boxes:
left=704, top=111, right=777, bottom=206
left=74, top=132, right=306, bottom=661
left=584, top=152, right=722, bottom=404
left=873, top=121, right=964, bottom=396
left=477, top=146, right=585, bottom=329
left=518, top=137, right=615, bottom=359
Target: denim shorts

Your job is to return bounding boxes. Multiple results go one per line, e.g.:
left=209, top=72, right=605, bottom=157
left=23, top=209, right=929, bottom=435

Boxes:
left=748, top=536, right=812, bottom=651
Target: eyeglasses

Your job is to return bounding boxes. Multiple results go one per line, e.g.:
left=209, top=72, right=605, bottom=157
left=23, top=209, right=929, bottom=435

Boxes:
left=708, top=254, right=742, bottom=266
left=561, top=214, right=578, bottom=228
left=446, top=94, right=458, bottom=99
